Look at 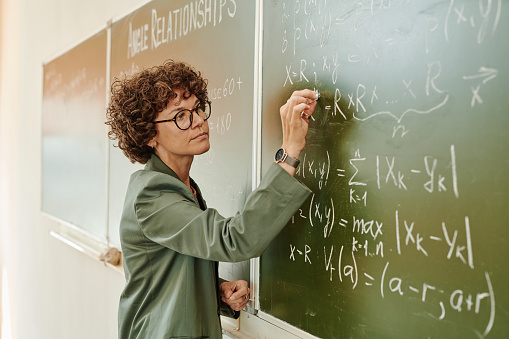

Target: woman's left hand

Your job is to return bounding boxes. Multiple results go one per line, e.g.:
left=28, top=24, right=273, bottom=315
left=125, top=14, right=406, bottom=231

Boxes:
left=220, top=280, right=250, bottom=311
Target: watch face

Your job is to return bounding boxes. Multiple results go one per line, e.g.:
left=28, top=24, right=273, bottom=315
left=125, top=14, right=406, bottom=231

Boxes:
left=275, top=148, right=285, bottom=162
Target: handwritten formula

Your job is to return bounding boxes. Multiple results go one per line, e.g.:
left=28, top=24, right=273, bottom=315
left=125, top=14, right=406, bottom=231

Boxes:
left=260, top=0, right=508, bottom=338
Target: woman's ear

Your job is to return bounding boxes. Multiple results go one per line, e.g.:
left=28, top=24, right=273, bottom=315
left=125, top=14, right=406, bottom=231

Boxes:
left=147, top=136, right=157, bottom=148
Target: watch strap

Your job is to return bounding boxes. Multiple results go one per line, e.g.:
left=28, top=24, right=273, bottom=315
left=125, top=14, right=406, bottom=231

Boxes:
left=283, top=154, right=300, bottom=167
left=275, top=148, right=300, bottom=168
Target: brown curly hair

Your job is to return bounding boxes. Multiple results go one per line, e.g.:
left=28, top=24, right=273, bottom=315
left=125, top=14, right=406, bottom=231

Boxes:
left=106, top=60, right=208, bottom=164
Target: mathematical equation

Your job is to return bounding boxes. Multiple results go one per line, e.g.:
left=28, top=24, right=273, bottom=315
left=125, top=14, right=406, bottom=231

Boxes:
left=207, top=76, right=243, bottom=136
left=296, top=145, right=459, bottom=201
left=289, top=205, right=495, bottom=335
left=286, top=141, right=497, bottom=335
left=277, top=0, right=502, bottom=138
left=291, top=209, right=474, bottom=268
left=265, top=0, right=506, bottom=337
left=289, top=240, right=494, bottom=336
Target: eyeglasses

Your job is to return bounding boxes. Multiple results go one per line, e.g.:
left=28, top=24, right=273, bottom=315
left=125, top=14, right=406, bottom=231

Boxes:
left=154, top=101, right=211, bottom=130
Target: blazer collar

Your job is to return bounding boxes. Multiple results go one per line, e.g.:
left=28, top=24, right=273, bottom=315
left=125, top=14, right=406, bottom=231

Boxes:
left=145, top=154, right=207, bottom=209
left=145, top=153, right=180, bottom=179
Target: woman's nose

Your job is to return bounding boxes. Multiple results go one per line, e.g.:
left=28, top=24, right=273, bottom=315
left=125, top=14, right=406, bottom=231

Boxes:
left=191, top=110, right=206, bottom=127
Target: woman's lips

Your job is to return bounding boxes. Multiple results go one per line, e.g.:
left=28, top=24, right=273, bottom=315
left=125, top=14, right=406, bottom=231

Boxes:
left=192, top=132, right=208, bottom=140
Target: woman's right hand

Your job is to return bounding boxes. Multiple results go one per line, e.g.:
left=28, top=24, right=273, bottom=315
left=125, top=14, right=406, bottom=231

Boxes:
left=278, top=89, right=318, bottom=174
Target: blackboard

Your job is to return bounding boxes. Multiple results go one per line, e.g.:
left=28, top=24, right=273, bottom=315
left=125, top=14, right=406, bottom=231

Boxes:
left=108, top=0, right=256, bottom=281
left=42, top=29, right=108, bottom=239
left=259, top=1, right=508, bottom=338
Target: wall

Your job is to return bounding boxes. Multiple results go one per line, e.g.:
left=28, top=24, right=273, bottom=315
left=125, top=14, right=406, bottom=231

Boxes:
left=0, top=0, right=147, bottom=338
left=0, top=0, right=20, bottom=336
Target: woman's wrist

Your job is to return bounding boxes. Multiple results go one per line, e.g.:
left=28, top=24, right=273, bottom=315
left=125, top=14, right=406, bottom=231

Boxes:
left=281, top=145, right=302, bottom=160
left=275, top=145, right=302, bottom=177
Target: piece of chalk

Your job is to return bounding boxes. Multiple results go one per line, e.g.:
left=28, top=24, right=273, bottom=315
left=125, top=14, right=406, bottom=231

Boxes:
left=307, top=91, right=320, bottom=103
left=301, top=111, right=311, bottom=119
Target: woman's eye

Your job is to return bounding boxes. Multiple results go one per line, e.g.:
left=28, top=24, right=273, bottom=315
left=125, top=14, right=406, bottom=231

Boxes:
left=175, top=111, right=188, bottom=121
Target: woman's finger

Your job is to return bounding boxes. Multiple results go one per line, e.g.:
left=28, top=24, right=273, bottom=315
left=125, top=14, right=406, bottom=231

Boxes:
left=288, top=103, right=312, bottom=124
left=234, top=298, right=249, bottom=311
left=230, top=288, right=250, bottom=301
left=289, top=89, right=318, bottom=101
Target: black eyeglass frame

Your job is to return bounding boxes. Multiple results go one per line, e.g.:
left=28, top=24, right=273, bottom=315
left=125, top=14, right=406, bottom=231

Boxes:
left=153, top=100, right=212, bottom=130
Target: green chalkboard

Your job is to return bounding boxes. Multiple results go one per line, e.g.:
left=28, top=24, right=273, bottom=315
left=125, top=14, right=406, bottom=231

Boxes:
left=259, top=1, right=508, bottom=338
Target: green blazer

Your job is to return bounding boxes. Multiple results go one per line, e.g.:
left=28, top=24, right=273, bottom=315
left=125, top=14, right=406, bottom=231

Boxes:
left=118, top=154, right=311, bottom=339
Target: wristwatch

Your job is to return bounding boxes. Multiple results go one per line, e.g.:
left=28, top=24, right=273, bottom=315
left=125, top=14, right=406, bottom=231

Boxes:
left=275, top=147, right=300, bottom=168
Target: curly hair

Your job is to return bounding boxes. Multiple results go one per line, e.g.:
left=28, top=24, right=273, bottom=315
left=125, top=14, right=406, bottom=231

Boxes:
left=106, top=60, right=208, bottom=164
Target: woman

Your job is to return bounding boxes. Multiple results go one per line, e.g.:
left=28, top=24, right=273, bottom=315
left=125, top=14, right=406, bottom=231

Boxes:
left=106, top=60, right=317, bottom=339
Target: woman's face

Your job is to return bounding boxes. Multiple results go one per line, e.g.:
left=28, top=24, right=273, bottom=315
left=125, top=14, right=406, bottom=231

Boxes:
left=148, top=89, right=210, bottom=165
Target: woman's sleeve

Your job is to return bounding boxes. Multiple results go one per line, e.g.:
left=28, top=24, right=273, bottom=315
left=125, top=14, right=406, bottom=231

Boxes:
left=135, top=163, right=311, bottom=262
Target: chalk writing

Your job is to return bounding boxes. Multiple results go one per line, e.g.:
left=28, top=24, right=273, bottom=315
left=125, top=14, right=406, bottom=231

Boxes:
left=207, top=77, right=243, bottom=100
left=127, top=0, right=238, bottom=59
left=375, top=145, right=459, bottom=197
left=275, top=0, right=504, bottom=141
left=295, top=150, right=331, bottom=189
left=207, top=76, right=243, bottom=136
left=44, top=67, right=104, bottom=101
left=263, top=1, right=508, bottom=337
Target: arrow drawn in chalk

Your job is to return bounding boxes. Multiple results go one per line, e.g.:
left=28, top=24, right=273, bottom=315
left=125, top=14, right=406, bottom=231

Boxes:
left=462, top=67, right=498, bottom=84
